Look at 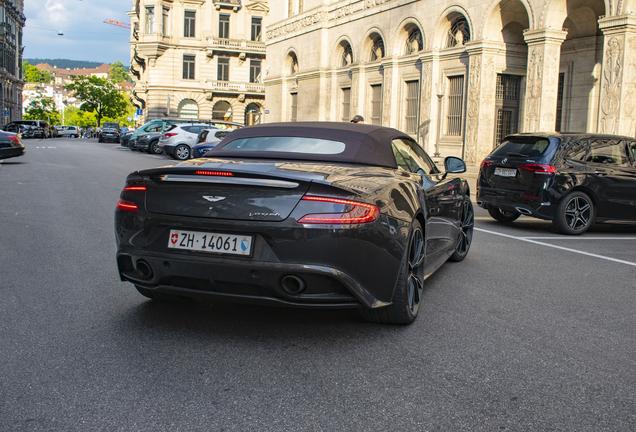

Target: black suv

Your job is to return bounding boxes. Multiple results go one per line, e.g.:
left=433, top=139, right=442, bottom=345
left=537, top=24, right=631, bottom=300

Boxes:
left=477, top=133, right=636, bottom=234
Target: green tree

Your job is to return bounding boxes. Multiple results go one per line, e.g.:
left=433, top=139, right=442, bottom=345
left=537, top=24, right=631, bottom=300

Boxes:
left=41, top=70, right=53, bottom=84
left=64, top=75, right=128, bottom=127
left=109, top=61, right=129, bottom=84
left=24, top=93, right=59, bottom=123
left=23, top=61, right=44, bottom=83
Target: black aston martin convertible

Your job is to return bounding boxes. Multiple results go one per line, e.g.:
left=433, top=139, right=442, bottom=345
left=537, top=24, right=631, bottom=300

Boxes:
left=115, top=122, right=473, bottom=324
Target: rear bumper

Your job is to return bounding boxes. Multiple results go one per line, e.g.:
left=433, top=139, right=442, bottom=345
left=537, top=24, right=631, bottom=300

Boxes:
left=115, top=211, right=406, bottom=309
left=477, top=188, right=556, bottom=220
left=0, top=147, right=25, bottom=159
left=117, top=251, right=389, bottom=309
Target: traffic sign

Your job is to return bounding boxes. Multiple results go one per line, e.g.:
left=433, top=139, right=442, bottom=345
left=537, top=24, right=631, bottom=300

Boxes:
left=127, top=116, right=132, bottom=121
left=4, top=109, right=9, bottom=117
left=136, top=109, right=143, bottom=116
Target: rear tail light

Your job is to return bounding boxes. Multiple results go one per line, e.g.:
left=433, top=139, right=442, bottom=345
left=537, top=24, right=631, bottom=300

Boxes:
left=8, top=135, right=20, bottom=143
left=163, top=133, right=178, bottom=138
left=480, top=160, right=492, bottom=169
left=518, top=164, right=557, bottom=174
left=298, top=196, right=380, bottom=224
left=118, top=175, right=147, bottom=211
left=116, top=198, right=138, bottom=211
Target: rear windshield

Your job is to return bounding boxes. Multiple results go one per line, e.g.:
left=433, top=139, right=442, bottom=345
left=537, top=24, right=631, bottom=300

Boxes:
left=492, top=136, right=556, bottom=158
left=221, top=136, right=346, bottom=155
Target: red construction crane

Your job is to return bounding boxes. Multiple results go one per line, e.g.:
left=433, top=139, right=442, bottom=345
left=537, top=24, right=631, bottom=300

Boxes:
left=104, top=19, right=131, bottom=30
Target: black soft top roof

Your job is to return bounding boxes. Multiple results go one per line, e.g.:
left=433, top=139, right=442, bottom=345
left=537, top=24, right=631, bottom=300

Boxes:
left=205, top=122, right=413, bottom=168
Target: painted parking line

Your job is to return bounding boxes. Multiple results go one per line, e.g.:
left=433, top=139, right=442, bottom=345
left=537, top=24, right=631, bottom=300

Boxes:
left=521, top=236, right=636, bottom=240
left=475, top=227, right=636, bottom=267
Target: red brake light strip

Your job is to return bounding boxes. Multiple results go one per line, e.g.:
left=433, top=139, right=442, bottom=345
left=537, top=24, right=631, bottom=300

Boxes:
left=123, top=186, right=147, bottom=191
left=195, top=171, right=233, bottom=177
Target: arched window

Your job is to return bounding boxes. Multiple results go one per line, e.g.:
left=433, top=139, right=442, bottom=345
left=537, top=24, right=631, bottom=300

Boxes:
left=212, top=101, right=232, bottom=121
left=288, top=52, right=299, bottom=76
left=244, top=103, right=262, bottom=125
left=404, top=27, right=423, bottom=55
left=341, top=42, right=353, bottom=67
left=177, top=99, right=199, bottom=118
left=446, top=16, right=470, bottom=48
left=370, top=34, right=385, bottom=61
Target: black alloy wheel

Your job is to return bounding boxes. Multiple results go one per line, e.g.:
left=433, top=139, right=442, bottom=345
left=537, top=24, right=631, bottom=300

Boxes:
left=174, top=144, right=191, bottom=160
left=450, top=200, right=474, bottom=262
left=361, top=219, right=425, bottom=325
left=487, top=207, right=521, bottom=223
left=553, top=191, right=594, bottom=235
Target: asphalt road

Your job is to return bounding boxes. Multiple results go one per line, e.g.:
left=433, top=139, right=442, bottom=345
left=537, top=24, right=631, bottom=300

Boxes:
left=1, top=137, right=635, bottom=431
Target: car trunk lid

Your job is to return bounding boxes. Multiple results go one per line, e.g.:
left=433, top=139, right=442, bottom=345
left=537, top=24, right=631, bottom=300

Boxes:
left=143, top=160, right=326, bottom=221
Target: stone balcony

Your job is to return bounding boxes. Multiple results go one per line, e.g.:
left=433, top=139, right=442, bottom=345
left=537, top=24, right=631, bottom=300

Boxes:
left=213, top=0, right=241, bottom=11
left=206, top=37, right=266, bottom=57
left=205, top=80, right=265, bottom=97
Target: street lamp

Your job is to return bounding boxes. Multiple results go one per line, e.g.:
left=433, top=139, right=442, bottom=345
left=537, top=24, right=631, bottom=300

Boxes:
left=434, top=82, right=445, bottom=158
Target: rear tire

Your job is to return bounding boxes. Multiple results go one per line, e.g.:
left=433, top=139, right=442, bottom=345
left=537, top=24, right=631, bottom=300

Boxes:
left=361, top=219, right=425, bottom=325
left=147, top=140, right=162, bottom=154
left=174, top=144, right=191, bottom=160
left=135, top=285, right=191, bottom=302
left=487, top=207, right=521, bottom=223
left=552, top=191, right=595, bottom=235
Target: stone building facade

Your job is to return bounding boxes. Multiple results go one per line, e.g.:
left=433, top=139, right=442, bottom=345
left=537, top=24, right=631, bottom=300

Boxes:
left=1, top=0, right=25, bottom=127
left=128, top=0, right=268, bottom=126
left=265, top=0, right=636, bottom=166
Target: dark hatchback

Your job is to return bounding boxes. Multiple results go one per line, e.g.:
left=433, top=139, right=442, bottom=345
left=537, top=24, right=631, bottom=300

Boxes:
left=98, top=128, right=121, bottom=143
left=477, top=133, right=636, bottom=234
left=115, top=122, right=473, bottom=325
left=0, top=130, right=25, bottom=159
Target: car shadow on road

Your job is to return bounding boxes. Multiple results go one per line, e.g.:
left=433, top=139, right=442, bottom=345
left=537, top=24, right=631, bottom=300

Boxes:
left=0, top=160, right=27, bottom=165
left=112, top=288, right=432, bottom=343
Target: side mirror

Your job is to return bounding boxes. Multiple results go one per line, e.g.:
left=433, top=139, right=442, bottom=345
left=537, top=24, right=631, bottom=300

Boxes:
left=444, top=156, right=466, bottom=174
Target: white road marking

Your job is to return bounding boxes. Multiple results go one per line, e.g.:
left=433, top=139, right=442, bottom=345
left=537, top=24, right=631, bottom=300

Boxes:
left=521, top=237, right=636, bottom=240
left=475, top=227, right=636, bottom=267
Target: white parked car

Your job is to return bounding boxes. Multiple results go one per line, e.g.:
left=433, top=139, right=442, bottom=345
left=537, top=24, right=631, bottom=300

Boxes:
left=159, top=123, right=211, bottom=160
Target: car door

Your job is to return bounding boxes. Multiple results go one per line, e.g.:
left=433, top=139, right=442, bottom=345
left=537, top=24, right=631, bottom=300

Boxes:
left=585, top=138, right=636, bottom=220
left=391, top=138, right=455, bottom=259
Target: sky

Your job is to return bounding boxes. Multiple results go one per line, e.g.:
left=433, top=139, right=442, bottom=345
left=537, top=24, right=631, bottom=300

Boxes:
left=23, top=0, right=133, bottom=65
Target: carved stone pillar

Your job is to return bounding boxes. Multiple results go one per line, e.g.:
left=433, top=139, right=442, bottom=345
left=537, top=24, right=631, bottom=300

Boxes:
left=598, top=15, right=636, bottom=135
left=381, top=59, right=398, bottom=127
left=465, top=43, right=498, bottom=165
left=522, top=29, right=567, bottom=132
left=417, top=56, right=432, bottom=150
left=350, top=65, right=362, bottom=118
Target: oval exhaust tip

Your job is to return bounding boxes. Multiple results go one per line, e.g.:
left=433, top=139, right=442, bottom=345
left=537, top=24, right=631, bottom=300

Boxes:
left=281, top=275, right=306, bottom=294
left=136, top=260, right=153, bottom=279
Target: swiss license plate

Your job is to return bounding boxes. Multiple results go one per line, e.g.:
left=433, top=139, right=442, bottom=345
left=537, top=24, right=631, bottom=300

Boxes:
left=168, top=229, right=253, bottom=256
left=494, top=167, right=517, bottom=177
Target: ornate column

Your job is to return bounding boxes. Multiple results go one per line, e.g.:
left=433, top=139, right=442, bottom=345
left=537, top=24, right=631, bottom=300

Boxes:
left=465, top=42, right=498, bottom=165
left=416, top=54, right=433, bottom=150
left=598, top=15, right=636, bottom=135
left=522, top=29, right=567, bottom=132
left=350, top=65, right=362, bottom=118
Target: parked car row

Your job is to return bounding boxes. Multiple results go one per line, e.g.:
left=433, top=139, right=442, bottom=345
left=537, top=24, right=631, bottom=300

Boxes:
left=123, top=118, right=243, bottom=161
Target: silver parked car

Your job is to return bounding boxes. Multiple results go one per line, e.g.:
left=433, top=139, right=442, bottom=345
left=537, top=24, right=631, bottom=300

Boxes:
left=159, top=123, right=211, bottom=160
left=58, top=126, right=80, bottom=138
